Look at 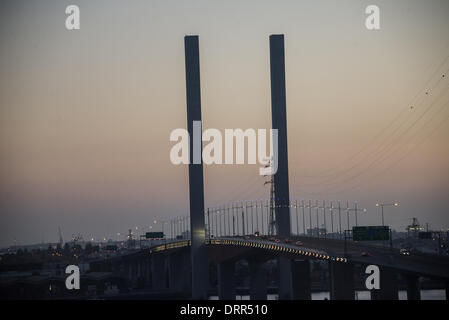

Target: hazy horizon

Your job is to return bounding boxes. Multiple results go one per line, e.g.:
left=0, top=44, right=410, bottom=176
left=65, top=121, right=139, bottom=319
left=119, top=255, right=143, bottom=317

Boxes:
left=1, top=0, right=449, bottom=247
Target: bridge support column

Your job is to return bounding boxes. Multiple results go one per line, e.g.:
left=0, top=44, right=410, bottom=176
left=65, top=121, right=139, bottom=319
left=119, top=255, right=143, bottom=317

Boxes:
left=151, top=255, right=166, bottom=291
left=218, top=261, right=235, bottom=300
left=291, top=259, right=311, bottom=300
left=269, top=33, right=293, bottom=300
left=131, top=260, right=138, bottom=282
left=249, top=260, right=267, bottom=300
left=404, top=275, right=421, bottom=300
left=370, top=267, right=398, bottom=300
left=278, top=257, right=293, bottom=299
left=168, top=251, right=192, bottom=293
left=144, top=257, right=151, bottom=283
left=185, top=35, right=208, bottom=300
left=329, top=261, right=354, bottom=300
left=445, top=280, right=449, bottom=301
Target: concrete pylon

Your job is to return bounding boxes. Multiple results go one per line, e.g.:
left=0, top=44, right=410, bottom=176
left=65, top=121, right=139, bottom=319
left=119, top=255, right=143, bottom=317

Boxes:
left=291, top=259, right=311, bottom=300
left=151, top=255, right=166, bottom=291
left=329, top=261, right=354, bottom=300
left=269, top=34, right=293, bottom=300
left=168, top=251, right=192, bottom=293
left=217, top=261, right=235, bottom=300
left=184, top=35, right=208, bottom=299
left=445, top=280, right=449, bottom=301
left=404, top=274, right=421, bottom=300
left=370, top=267, right=398, bottom=300
left=249, top=260, right=268, bottom=300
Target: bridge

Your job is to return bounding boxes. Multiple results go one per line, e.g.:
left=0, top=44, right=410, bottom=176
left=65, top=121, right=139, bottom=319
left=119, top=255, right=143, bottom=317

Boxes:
left=92, top=34, right=448, bottom=300
left=89, top=234, right=449, bottom=300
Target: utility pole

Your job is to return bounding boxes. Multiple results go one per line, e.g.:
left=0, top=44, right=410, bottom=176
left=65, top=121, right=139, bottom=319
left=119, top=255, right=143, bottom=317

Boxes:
left=255, top=201, right=259, bottom=233
left=295, top=200, right=299, bottom=236
left=322, top=200, right=327, bottom=238
left=347, top=202, right=367, bottom=227
left=227, top=204, right=231, bottom=236
left=376, top=202, right=399, bottom=227
left=241, top=209, right=245, bottom=236
left=232, top=202, right=243, bottom=236
left=245, top=202, right=250, bottom=235
left=301, top=199, right=306, bottom=235
left=260, top=200, right=265, bottom=235
left=338, top=200, right=342, bottom=237
left=346, top=200, right=350, bottom=231
left=308, top=200, right=312, bottom=237
left=207, top=208, right=210, bottom=239
left=315, top=200, right=319, bottom=238
left=215, top=208, right=218, bottom=237
left=325, top=201, right=335, bottom=237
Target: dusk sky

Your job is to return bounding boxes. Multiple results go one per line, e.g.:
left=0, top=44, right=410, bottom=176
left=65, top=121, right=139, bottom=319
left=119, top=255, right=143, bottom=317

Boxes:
left=1, top=0, right=449, bottom=247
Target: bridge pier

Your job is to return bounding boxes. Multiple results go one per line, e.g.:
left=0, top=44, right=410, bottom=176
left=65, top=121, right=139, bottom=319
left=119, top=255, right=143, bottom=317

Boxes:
left=329, top=261, right=354, bottom=300
left=291, top=259, right=311, bottom=300
left=404, top=274, right=421, bottom=300
left=129, top=260, right=139, bottom=285
left=370, top=267, right=398, bottom=300
left=151, top=255, right=167, bottom=291
left=445, top=280, right=449, bottom=301
left=270, top=33, right=293, bottom=300
left=278, top=257, right=293, bottom=299
left=249, top=260, right=268, bottom=300
left=168, top=251, right=192, bottom=293
left=217, top=261, right=235, bottom=300
left=184, top=35, right=208, bottom=299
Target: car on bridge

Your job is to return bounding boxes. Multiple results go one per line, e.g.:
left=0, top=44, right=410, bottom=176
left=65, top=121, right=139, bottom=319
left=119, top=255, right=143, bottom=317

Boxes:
left=361, top=251, right=370, bottom=257
left=284, top=239, right=293, bottom=244
left=295, top=241, right=303, bottom=246
left=268, top=237, right=280, bottom=243
left=400, top=248, right=411, bottom=256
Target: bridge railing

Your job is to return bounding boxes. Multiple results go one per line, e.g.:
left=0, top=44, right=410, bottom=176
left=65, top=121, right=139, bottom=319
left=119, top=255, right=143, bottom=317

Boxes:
left=152, top=199, right=366, bottom=243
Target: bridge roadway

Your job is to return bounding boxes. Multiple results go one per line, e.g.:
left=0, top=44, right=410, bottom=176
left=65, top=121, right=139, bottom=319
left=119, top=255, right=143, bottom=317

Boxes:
left=148, top=235, right=449, bottom=281
left=99, top=235, right=449, bottom=300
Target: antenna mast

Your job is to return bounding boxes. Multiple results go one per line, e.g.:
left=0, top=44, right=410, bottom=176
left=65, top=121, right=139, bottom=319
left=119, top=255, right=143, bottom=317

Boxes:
left=264, top=161, right=276, bottom=235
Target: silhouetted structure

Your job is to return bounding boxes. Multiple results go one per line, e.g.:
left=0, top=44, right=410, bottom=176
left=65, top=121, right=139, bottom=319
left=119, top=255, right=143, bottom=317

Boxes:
left=269, top=34, right=293, bottom=299
left=184, top=35, right=208, bottom=299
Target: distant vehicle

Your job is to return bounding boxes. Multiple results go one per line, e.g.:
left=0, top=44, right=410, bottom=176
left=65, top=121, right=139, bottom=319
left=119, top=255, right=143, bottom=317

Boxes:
left=400, top=248, right=410, bottom=256
left=361, top=251, right=370, bottom=257
left=295, top=241, right=303, bottom=246
left=275, top=239, right=281, bottom=243
left=254, top=231, right=260, bottom=237
left=284, top=239, right=293, bottom=244
left=105, top=245, right=118, bottom=251
left=268, top=237, right=276, bottom=242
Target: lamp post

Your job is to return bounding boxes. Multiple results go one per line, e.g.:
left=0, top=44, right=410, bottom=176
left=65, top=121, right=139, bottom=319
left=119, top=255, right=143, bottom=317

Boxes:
left=376, top=202, right=398, bottom=251
left=376, top=202, right=399, bottom=226
left=347, top=201, right=367, bottom=227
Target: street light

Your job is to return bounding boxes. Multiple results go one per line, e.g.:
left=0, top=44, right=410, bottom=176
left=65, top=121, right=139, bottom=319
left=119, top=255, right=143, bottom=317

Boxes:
left=376, top=202, right=399, bottom=226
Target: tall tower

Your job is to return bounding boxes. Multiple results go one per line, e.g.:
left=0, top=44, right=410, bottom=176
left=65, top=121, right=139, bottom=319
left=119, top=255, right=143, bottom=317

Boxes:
left=184, top=35, right=208, bottom=299
left=269, top=34, right=291, bottom=237
left=269, top=34, right=293, bottom=299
